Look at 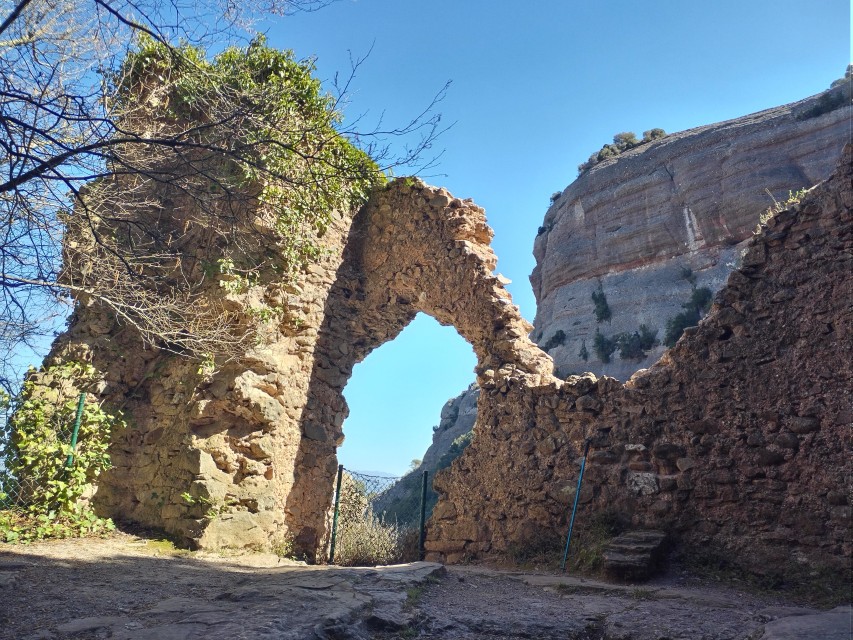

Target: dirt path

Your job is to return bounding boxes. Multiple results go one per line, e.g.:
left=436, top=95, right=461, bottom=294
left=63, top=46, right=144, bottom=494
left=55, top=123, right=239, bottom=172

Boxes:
left=0, top=534, right=849, bottom=640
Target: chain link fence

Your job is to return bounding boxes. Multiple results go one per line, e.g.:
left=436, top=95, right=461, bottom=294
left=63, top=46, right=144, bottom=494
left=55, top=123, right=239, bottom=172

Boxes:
left=0, top=393, right=85, bottom=511
left=328, top=466, right=433, bottom=566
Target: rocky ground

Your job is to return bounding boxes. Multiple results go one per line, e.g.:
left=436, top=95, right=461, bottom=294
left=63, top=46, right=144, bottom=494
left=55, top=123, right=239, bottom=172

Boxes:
left=0, top=534, right=849, bottom=640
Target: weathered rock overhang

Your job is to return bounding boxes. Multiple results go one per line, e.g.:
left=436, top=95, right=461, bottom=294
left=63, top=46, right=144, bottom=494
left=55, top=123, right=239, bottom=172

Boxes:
left=532, top=84, right=852, bottom=380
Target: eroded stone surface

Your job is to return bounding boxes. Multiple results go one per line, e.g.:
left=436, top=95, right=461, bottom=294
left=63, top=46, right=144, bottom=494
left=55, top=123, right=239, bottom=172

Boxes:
left=42, top=177, right=551, bottom=557
left=33, top=116, right=851, bottom=588
left=427, top=145, right=852, bottom=580
left=2, top=538, right=847, bottom=640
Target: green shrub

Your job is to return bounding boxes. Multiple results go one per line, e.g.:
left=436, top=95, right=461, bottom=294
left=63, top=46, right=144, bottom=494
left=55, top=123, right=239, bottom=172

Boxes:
left=542, top=329, right=567, bottom=351
left=664, top=309, right=699, bottom=347
left=612, top=324, right=658, bottom=361
left=637, top=324, right=658, bottom=350
left=578, top=128, right=667, bottom=174
left=593, top=329, right=617, bottom=363
left=799, top=87, right=848, bottom=120
left=664, top=285, right=713, bottom=347
left=118, top=35, right=383, bottom=281
left=560, top=510, right=628, bottom=574
left=0, top=362, right=122, bottom=542
left=591, top=286, right=612, bottom=323
left=759, top=189, right=808, bottom=227
left=689, top=286, right=713, bottom=314
left=612, top=131, right=639, bottom=148
left=578, top=340, right=589, bottom=362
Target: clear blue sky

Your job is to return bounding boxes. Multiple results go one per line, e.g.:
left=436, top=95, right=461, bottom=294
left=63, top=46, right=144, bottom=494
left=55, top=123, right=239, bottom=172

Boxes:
left=264, top=0, right=850, bottom=476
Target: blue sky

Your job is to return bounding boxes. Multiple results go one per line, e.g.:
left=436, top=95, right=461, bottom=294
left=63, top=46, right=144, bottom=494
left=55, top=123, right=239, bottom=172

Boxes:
left=265, top=0, right=851, bottom=476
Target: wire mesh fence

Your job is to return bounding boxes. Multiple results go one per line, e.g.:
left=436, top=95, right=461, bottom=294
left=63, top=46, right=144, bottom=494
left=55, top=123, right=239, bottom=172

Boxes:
left=328, top=466, right=432, bottom=566
left=0, top=393, right=85, bottom=511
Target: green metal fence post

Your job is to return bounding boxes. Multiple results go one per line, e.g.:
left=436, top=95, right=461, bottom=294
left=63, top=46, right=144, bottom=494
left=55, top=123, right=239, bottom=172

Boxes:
left=328, top=464, right=344, bottom=564
left=64, top=393, right=86, bottom=468
left=418, top=470, right=428, bottom=560
left=560, top=439, right=591, bottom=572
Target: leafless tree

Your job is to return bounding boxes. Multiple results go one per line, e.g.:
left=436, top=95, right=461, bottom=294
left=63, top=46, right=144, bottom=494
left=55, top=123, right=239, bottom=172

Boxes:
left=0, top=0, right=447, bottom=393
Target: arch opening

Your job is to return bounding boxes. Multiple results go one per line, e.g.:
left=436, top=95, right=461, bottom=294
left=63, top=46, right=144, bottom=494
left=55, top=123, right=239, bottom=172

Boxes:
left=284, top=180, right=553, bottom=558
left=338, top=313, right=477, bottom=477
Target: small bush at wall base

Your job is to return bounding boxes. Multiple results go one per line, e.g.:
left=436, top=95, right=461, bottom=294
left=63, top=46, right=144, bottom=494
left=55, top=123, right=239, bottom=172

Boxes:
left=0, top=362, right=122, bottom=542
left=561, top=510, right=628, bottom=575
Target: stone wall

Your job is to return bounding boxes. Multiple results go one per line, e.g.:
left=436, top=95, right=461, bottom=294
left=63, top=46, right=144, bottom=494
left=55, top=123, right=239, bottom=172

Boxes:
left=427, top=145, right=852, bottom=579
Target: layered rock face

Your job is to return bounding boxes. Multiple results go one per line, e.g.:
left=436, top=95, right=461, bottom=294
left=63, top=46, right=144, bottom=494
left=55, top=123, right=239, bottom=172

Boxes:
left=531, top=83, right=851, bottom=380
left=419, top=384, right=479, bottom=476
left=428, top=146, right=852, bottom=581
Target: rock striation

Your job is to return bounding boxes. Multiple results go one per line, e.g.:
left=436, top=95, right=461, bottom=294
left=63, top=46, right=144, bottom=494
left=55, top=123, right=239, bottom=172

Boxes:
left=531, top=83, right=852, bottom=380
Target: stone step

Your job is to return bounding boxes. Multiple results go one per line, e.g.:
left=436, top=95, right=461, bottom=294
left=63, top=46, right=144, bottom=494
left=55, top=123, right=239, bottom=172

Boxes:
left=603, top=529, right=668, bottom=582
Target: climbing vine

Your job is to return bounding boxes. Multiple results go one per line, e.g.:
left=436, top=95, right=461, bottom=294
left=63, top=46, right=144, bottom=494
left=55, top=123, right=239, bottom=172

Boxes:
left=0, top=363, right=123, bottom=542
left=116, top=35, right=384, bottom=279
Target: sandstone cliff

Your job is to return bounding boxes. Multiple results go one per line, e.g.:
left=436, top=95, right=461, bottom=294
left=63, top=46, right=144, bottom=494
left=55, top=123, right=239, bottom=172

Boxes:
left=531, top=82, right=851, bottom=380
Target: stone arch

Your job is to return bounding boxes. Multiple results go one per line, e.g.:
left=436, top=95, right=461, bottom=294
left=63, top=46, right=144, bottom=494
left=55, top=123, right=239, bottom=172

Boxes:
left=38, top=175, right=554, bottom=555
left=285, top=180, right=554, bottom=553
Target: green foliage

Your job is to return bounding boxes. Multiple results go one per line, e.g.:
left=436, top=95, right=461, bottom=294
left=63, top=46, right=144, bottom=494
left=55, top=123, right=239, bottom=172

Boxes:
left=759, top=189, right=808, bottom=227
left=592, top=324, right=658, bottom=363
left=799, top=82, right=849, bottom=120
left=542, top=329, right=567, bottom=351
left=642, top=128, right=667, bottom=142
left=591, top=285, right=612, bottom=323
left=116, top=35, right=383, bottom=280
left=437, top=431, right=473, bottom=471
left=664, top=310, right=699, bottom=347
left=616, top=324, right=659, bottom=361
left=664, top=285, right=714, bottom=347
left=550, top=191, right=562, bottom=204
left=689, top=286, right=713, bottom=314
left=561, top=510, right=628, bottom=575
left=0, top=363, right=122, bottom=542
left=593, top=329, right=617, bottom=364
left=578, top=128, right=667, bottom=174
left=612, top=131, right=639, bottom=148
left=578, top=340, right=589, bottom=362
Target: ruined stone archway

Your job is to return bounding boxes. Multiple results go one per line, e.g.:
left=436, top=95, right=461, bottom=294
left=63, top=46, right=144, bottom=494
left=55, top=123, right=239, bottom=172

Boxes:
left=285, top=181, right=554, bottom=553
left=43, top=177, right=553, bottom=555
